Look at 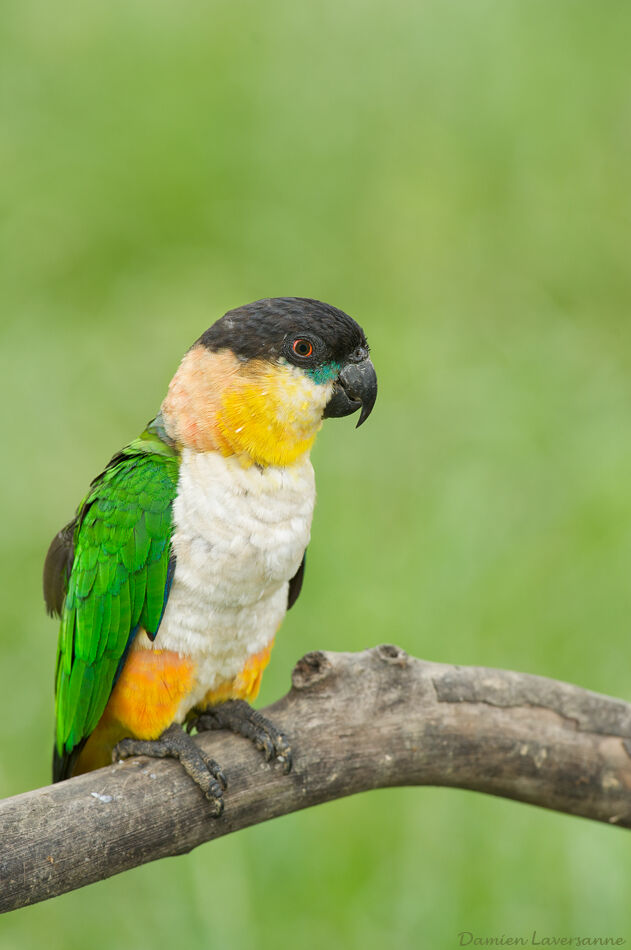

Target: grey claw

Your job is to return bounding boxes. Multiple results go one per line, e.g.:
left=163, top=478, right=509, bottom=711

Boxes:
left=112, top=726, right=227, bottom=814
left=192, top=700, right=292, bottom=773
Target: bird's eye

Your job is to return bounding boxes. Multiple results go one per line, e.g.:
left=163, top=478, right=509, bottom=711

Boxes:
left=292, top=339, right=314, bottom=358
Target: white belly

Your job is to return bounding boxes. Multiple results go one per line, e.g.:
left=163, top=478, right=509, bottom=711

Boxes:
left=152, top=448, right=315, bottom=715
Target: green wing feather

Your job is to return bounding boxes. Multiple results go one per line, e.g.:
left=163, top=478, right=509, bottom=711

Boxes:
left=46, top=418, right=180, bottom=779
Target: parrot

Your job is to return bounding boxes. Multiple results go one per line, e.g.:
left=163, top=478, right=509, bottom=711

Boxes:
left=44, top=297, right=377, bottom=813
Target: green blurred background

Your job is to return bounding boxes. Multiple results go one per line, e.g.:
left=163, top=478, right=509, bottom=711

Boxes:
left=2, top=0, right=631, bottom=945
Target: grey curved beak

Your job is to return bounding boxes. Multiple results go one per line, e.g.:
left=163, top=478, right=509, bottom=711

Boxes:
left=323, top=357, right=378, bottom=428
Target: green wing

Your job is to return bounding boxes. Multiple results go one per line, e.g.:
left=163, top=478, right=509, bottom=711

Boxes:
left=45, top=419, right=180, bottom=780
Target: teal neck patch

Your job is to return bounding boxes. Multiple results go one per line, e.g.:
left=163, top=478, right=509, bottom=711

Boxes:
left=306, top=361, right=341, bottom=385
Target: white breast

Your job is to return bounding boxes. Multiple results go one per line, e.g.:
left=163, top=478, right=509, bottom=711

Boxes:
left=153, top=449, right=315, bottom=714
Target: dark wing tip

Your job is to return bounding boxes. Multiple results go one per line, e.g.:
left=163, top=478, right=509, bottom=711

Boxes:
left=43, top=520, right=77, bottom=617
left=287, top=552, right=306, bottom=611
left=52, top=740, right=84, bottom=783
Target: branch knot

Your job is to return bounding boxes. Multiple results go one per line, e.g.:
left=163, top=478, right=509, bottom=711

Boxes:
left=291, top=651, right=332, bottom=689
left=374, top=643, right=408, bottom=666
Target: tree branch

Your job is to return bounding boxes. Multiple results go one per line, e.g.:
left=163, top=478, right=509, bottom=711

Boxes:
left=3, top=645, right=631, bottom=913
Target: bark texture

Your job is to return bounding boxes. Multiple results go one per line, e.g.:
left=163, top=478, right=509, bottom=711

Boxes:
left=2, top=645, right=631, bottom=913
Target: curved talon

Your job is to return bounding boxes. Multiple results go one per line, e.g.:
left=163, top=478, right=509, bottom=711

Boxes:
left=203, top=757, right=227, bottom=792
left=255, top=734, right=274, bottom=761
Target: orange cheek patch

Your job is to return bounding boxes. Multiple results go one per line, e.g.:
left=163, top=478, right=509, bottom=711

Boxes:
left=162, top=346, right=325, bottom=467
left=161, top=347, right=241, bottom=453
left=217, top=381, right=319, bottom=467
left=201, top=640, right=275, bottom=708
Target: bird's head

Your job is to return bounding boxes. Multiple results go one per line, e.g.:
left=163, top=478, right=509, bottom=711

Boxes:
left=161, top=297, right=377, bottom=467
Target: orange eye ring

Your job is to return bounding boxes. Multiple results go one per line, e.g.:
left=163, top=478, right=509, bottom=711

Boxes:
left=292, top=339, right=314, bottom=358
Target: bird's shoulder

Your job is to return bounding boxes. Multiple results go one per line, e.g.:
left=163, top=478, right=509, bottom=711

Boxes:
left=44, top=416, right=179, bottom=619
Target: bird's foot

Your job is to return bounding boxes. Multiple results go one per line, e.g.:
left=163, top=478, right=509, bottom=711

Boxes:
left=188, top=699, right=292, bottom=774
left=113, top=723, right=227, bottom=815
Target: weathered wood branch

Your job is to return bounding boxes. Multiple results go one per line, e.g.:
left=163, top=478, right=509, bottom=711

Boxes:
left=3, top=645, right=631, bottom=913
